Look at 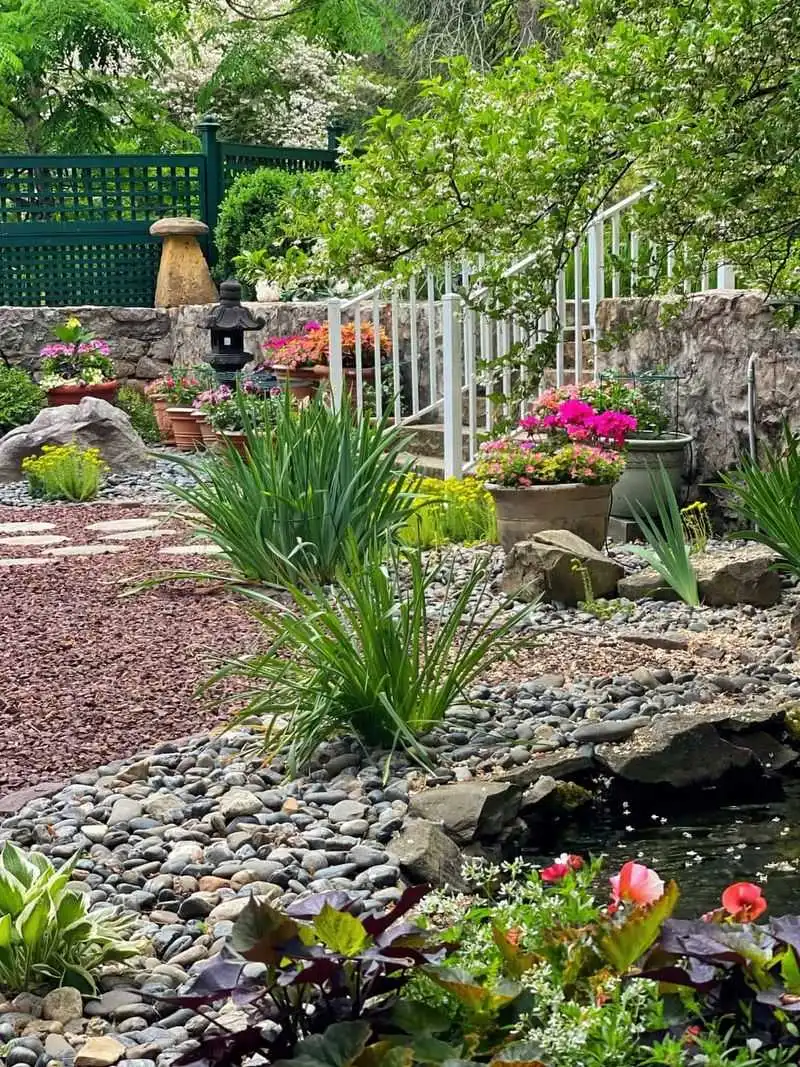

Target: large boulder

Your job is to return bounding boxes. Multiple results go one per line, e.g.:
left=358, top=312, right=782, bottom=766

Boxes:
left=618, top=545, right=781, bottom=606
left=0, top=398, right=150, bottom=482
left=388, top=818, right=470, bottom=890
left=503, top=529, right=625, bottom=604
left=408, top=781, right=522, bottom=844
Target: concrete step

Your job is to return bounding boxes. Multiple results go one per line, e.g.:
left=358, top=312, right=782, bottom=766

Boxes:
left=400, top=423, right=472, bottom=461
left=399, top=452, right=446, bottom=479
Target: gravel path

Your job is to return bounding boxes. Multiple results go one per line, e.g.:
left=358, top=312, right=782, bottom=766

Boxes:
left=0, top=502, right=260, bottom=797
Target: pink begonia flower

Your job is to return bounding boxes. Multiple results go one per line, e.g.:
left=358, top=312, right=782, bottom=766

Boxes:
left=610, top=861, right=665, bottom=907
left=721, top=882, right=767, bottom=922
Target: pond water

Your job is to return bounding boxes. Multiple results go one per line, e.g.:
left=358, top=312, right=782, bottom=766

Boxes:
left=528, top=774, right=800, bottom=916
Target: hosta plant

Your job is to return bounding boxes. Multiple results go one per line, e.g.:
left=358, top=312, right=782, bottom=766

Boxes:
left=0, top=843, right=138, bottom=994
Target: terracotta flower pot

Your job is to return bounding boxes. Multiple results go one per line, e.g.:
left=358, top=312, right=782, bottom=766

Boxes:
left=194, top=411, right=218, bottom=446
left=167, top=407, right=205, bottom=451
left=486, top=482, right=613, bottom=552
left=47, top=380, right=119, bottom=407
left=269, top=366, right=325, bottom=402
left=215, top=430, right=249, bottom=457
left=150, top=396, right=175, bottom=443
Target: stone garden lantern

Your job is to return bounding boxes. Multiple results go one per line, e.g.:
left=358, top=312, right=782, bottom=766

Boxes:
left=199, top=279, right=265, bottom=385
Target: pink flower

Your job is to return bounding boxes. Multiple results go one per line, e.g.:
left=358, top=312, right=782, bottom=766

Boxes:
left=721, top=882, right=767, bottom=922
left=541, top=853, right=584, bottom=883
left=610, top=862, right=664, bottom=907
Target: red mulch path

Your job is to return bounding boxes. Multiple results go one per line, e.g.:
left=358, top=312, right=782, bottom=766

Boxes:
left=0, top=503, right=261, bottom=798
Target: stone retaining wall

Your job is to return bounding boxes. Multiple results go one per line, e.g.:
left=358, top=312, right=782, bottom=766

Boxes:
left=597, top=290, right=800, bottom=488
left=0, top=302, right=327, bottom=385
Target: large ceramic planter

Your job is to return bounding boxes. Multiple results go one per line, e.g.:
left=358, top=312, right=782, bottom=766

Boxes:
left=150, top=396, right=175, bottom=444
left=47, top=380, right=119, bottom=407
left=487, top=482, right=613, bottom=552
left=270, top=366, right=323, bottom=402
left=611, top=432, right=694, bottom=518
left=167, top=407, right=204, bottom=451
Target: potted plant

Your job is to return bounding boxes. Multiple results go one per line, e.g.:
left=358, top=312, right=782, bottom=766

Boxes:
left=39, top=317, right=118, bottom=406
left=203, top=383, right=285, bottom=456
left=194, top=384, right=233, bottom=447
left=570, top=378, right=693, bottom=518
left=476, top=393, right=633, bottom=550
left=258, top=320, right=391, bottom=401
left=144, top=377, right=176, bottom=443
left=160, top=367, right=215, bottom=450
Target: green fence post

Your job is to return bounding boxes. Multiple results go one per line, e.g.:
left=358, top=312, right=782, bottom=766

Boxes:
left=198, top=114, right=222, bottom=263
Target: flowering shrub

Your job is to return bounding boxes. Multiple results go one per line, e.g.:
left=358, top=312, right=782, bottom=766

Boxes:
left=524, top=388, right=638, bottom=448
left=534, top=381, right=669, bottom=437
left=39, top=317, right=114, bottom=389
left=397, top=475, right=498, bottom=547
left=22, top=443, right=108, bottom=501
left=260, top=319, right=391, bottom=371
left=475, top=439, right=626, bottom=487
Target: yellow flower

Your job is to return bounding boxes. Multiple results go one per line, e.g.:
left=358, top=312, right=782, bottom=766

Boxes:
left=65, top=316, right=81, bottom=329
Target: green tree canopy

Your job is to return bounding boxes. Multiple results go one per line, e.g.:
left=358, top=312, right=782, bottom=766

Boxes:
left=273, top=0, right=800, bottom=319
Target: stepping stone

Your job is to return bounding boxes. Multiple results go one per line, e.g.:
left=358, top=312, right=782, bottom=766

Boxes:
left=0, top=556, right=59, bottom=568
left=0, top=534, right=68, bottom=547
left=0, top=521, right=57, bottom=534
left=159, top=544, right=224, bottom=556
left=44, top=544, right=129, bottom=557
left=99, top=528, right=178, bottom=541
left=85, top=517, right=162, bottom=533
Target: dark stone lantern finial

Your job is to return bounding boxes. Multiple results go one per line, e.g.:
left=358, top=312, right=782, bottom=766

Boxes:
left=198, top=278, right=265, bottom=384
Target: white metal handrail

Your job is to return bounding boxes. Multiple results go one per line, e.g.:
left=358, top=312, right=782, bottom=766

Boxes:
left=327, top=187, right=736, bottom=478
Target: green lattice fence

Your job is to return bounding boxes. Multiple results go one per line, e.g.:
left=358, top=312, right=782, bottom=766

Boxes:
left=0, top=119, right=338, bottom=308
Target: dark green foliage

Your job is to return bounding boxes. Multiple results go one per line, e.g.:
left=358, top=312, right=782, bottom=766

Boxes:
left=214, top=168, right=304, bottom=285
left=116, top=385, right=160, bottom=444
left=215, top=545, right=529, bottom=772
left=160, top=391, right=417, bottom=587
left=0, top=365, right=45, bottom=436
left=718, top=424, right=800, bottom=576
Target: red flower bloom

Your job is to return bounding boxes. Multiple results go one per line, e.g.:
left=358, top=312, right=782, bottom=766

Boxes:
left=610, top=861, right=664, bottom=907
left=720, top=882, right=767, bottom=922
left=540, top=853, right=583, bottom=882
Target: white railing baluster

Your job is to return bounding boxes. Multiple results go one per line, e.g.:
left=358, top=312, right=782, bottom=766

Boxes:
left=701, top=263, right=710, bottom=291
left=327, top=298, right=343, bottom=411
left=408, top=275, right=420, bottom=414
left=354, top=301, right=363, bottom=413
left=442, top=292, right=463, bottom=479
left=463, top=303, right=478, bottom=462
left=372, top=293, right=383, bottom=419
left=630, top=231, right=639, bottom=291
left=426, top=270, right=437, bottom=404
left=574, top=239, right=583, bottom=383
left=667, top=246, right=675, bottom=280
left=556, top=271, right=566, bottom=386
left=588, top=216, right=604, bottom=379
left=717, top=261, right=736, bottom=288
left=480, top=302, right=493, bottom=433
left=611, top=210, right=621, bottom=298
left=499, top=319, right=512, bottom=416
left=391, top=284, right=401, bottom=422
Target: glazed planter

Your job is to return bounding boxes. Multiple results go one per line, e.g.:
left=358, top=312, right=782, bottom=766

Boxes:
left=47, top=380, right=119, bottom=407
left=487, top=482, right=613, bottom=552
left=166, top=407, right=205, bottom=451
left=611, top=432, right=694, bottom=519
left=150, top=396, right=175, bottom=444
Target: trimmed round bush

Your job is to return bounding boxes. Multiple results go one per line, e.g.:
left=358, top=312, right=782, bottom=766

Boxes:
left=0, top=364, right=45, bottom=436
left=214, top=167, right=300, bottom=284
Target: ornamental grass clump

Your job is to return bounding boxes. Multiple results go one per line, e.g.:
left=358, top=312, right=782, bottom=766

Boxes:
left=626, top=462, right=700, bottom=606
left=212, top=544, right=530, bottom=774
left=161, top=391, right=416, bottom=587
left=22, top=443, right=108, bottom=501
left=718, top=423, right=800, bottom=576
left=0, top=843, right=137, bottom=994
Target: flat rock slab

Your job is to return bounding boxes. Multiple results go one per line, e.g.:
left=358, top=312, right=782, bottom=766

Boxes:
left=409, top=781, right=522, bottom=843
left=44, top=543, right=129, bottom=557
left=159, top=543, right=224, bottom=556
left=0, top=556, right=59, bottom=567
left=100, top=528, right=177, bottom=541
left=86, top=517, right=162, bottom=533
left=0, top=533, right=69, bottom=546
left=0, top=521, right=56, bottom=533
